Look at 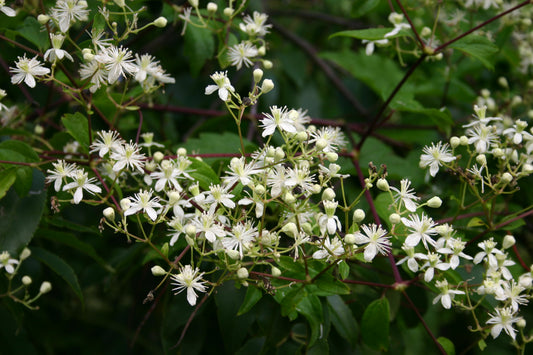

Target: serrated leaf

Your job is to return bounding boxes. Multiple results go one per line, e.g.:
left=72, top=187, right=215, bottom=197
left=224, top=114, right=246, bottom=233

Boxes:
left=237, top=286, right=263, bottom=315
left=61, top=112, right=89, bottom=152
left=0, top=168, right=17, bottom=200
left=330, top=28, right=411, bottom=41
left=361, top=298, right=390, bottom=351
left=437, top=337, right=455, bottom=355
left=184, top=25, right=214, bottom=76
left=449, top=35, right=499, bottom=70
left=327, top=295, right=358, bottom=345
left=31, top=247, right=84, bottom=303
left=0, top=170, right=46, bottom=254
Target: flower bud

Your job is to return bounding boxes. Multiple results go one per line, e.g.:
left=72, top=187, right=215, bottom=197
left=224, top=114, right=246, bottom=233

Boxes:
left=353, top=209, right=365, bottom=223
left=501, top=172, right=513, bottom=184
left=310, top=184, right=322, bottom=194
left=114, top=0, right=125, bottom=7
left=326, top=152, right=338, bottom=162
left=83, top=52, right=95, bottom=62
left=364, top=178, right=373, bottom=189
left=152, top=151, right=164, bottom=163
left=120, top=198, right=131, bottom=211
left=177, top=147, right=187, bottom=156
left=283, top=192, right=296, bottom=204
left=450, top=136, right=460, bottom=148
left=476, top=154, right=486, bottom=166
left=315, top=138, right=327, bottom=150
left=263, top=60, right=273, bottom=69
left=274, top=147, right=285, bottom=161
left=258, top=46, right=266, bottom=56
left=344, top=233, right=356, bottom=244
left=420, top=26, right=432, bottom=37
left=226, top=249, right=240, bottom=260
left=322, top=188, right=336, bottom=201
left=502, top=235, right=516, bottom=249
left=459, top=135, right=469, bottom=146
left=20, top=248, right=31, bottom=261
left=223, top=7, right=234, bottom=17
left=492, top=148, right=504, bottom=158
left=189, top=183, right=200, bottom=196
left=271, top=266, right=281, bottom=277
left=498, top=77, right=509, bottom=88
left=301, top=222, right=313, bottom=235
left=40, top=281, right=52, bottom=294
left=254, top=184, right=265, bottom=195
left=151, top=265, right=166, bottom=276
left=154, top=16, right=167, bottom=28
left=253, top=69, right=263, bottom=83
left=207, top=2, right=218, bottom=13
left=261, top=79, right=274, bottom=93
left=185, top=224, right=196, bottom=238
left=237, top=267, right=249, bottom=279
left=103, top=207, right=115, bottom=220
left=145, top=161, right=156, bottom=172
left=161, top=242, right=169, bottom=257
left=377, top=178, right=389, bottom=192
left=295, top=131, right=308, bottom=142
left=281, top=222, right=298, bottom=238
left=389, top=213, right=401, bottom=224
left=22, top=275, right=32, bottom=286
left=427, top=196, right=442, bottom=208
left=34, top=125, right=44, bottom=135
left=37, top=14, right=50, bottom=24
left=517, top=318, right=527, bottom=328
left=188, top=0, right=199, bottom=7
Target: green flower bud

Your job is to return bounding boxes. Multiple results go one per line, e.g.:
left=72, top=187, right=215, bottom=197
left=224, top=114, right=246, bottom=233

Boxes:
left=261, top=79, right=274, bottom=93
left=263, top=60, right=273, bottom=69
left=237, top=267, right=249, bottom=279
left=427, top=196, right=442, bottom=208
left=326, top=152, right=338, bottom=162
left=103, top=207, right=115, bottom=221
left=377, top=178, right=389, bottom=192
left=322, top=187, right=336, bottom=201
left=389, top=213, right=401, bottom=224
left=22, top=275, right=32, bottom=286
left=502, top=235, right=516, bottom=249
left=450, top=136, right=460, bottom=148
left=223, top=7, right=234, bottom=17
left=501, top=172, right=513, bottom=184
left=40, top=281, right=52, bottom=294
left=226, top=249, right=240, bottom=260
left=344, top=233, right=356, bottom=244
left=153, top=151, right=164, bottom=163
left=185, top=225, right=196, bottom=238
left=207, top=2, right=218, bottom=13
left=271, top=266, right=281, bottom=277
left=353, top=209, right=365, bottom=223
left=37, top=14, right=50, bottom=24
left=154, top=16, right=167, bottom=28
left=19, top=248, right=31, bottom=261
left=253, top=69, right=263, bottom=82
left=151, top=265, right=166, bottom=276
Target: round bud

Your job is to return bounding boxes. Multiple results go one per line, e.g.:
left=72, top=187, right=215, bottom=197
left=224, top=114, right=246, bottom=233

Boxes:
left=114, top=0, right=125, bottom=7
left=476, top=154, right=487, bottom=166
left=353, top=209, right=365, bottom=223
left=427, top=196, right=442, bottom=208
left=153, top=151, right=165, bottom=163
left=37, top=14, right=50, bottom=24
left=237, top=267, right=249, bottom=279
left=226, top=249, right=240, bottom=260
left=389, top=213, right=401, bottom=224
left=34, top=125, right=44, bottom=135
left=295, top=131, right=308, bottom=142
left=344, top=233, right=356, bottom=245
left=274, top=147, right=285, bottom=161
left=310, top=184, right=322, bottom=194
left=459, top=136, right=469, bottom=146
left=377, top=178, right=389, bottom=192
left=257, top=46, right=266, bottom=56
left=154, top=16, right=167, bottom=28
left=502, top=235, right=516, bottom=249
left=420, top=26, right=432, bottom=37
left=322, top=188, right=336, bottom=201
left=207, top=2, right=218, bottom=13
left=263, top=60, right=273, bottom=69
left=253, top=69, right=263, bottom=82
left=283, top=192, right=296, bottom=204
left=271, top=266, right=281, bottom=277
left=498, top=77, right=509, bottom=88
left=301, top=222, right=313, bottom=235
left=103, top=207, right=115, bottom=220
left=188, top=0, right=199, bottom=7
left=326, top=152, right=338, bottom=162
left=185, top=224, right=196, bottom=238
left=517, top=318, right=527, bottom=328
left=450, top=136, right=460, bottom=148
left=223, top=7, right=234, bottom=17
left=120, top=198, right=131, bottom=211
left=40, top=281, right=52, bottom=294
left=501, top=172, right=513, bottom=184
left=151, top=265, right=166, bottom=276
left=83, top=52, right=95, bottom=62
left=22, top=276, right=32, bottom=286
left=281, top=222, right=298, bottom=238
left=144, top=161, right=156, bottom=172
left=177, top=147, right=187, bottom=156
left=261, top=79, right=274, bottom=94
left=315, top=138, right=327, bottom=150
left=492, top=148, right=504, bottom=158
left=20, top=248, right=31, bottom=261
left=254, top=184, right=265, bottom=195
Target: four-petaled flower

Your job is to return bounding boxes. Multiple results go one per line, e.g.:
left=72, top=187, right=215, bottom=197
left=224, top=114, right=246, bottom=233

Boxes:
left=10, top=55, right=50, bottom=88
left=205, top=71, right=235, bottom=101
left=353, top=224, right=391, bottom=262
left=420, top=141, right=456, bottom=177
left=171, top=265, right=208, bottom=306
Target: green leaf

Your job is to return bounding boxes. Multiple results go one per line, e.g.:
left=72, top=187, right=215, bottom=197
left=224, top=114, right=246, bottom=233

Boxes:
left=315, top=275, right=350, bottom=295
left=280, top=285, right=305, bottom=318
left=0, top=168, right=17, bottom=200
left=295, top=293, right=323, bottom=346
left=467, top=217, right=485, bottom=228
left=437, top=337, right=455, bottom=355
left=0, top=170, right=46, bottom=254
left=61, top=112, right=89, bottom=152
left=15, top=17, right=49, bottom=52
left=31, top=247, right=84, bottom=304
left=338, top=260, right=350, bottom=280
left=449, top=35, right=499, bottom=70
left=237, top=286, right=263, bottom=315
left=478, top=339, right=487, bottom=351
left=361, top=297, right=390, bottom=351
left=36, top=229, right=115, bottom=273
left=0, top=140, right=39, bottom=163
left=181, top=132, right=256, bottom=162
left=350, top=0, right=381, bottom=17
left=184, top=25, right=215, bottom=76
left=330, top=28, right=411, bottom=41
left=188, top=157, right=220, bottom=191
left=327, top=295, right=358, bottom=345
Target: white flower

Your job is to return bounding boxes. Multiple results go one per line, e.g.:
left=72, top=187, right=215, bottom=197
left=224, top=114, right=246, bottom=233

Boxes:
left=474, top=238, right=503, bottom=267
left=10, top=55, right=50, bottom=88
left=421, top=252, right=450, bottom=282
left=50, top=0, right=90, bottom=33
left=401, top=213, right=438, bottom=250
left=204, top=71, right=235, bottom=101
left=432, top=279, right=464, bottom=309
left=260, top=106, right=297, bottom=137
left=419, top=142, right=456, bottom=177
left=44, top=33, right=73, bottom=62
left=318, top=200, right=342, bottom=235
left=171, top=265, right=208, bottom=306
left=502, top=120, right=531, bottom=145
left=221, top=221, right=257, bottom=259
left=79, top=59, right=107, bottom=93
left=353, top=224, right=391, bottom=262
left=285, top=165, right=316, bottom=195
left=396, top=245, right=428, bottom=273
left=150, top=160, right=182, bottom=192
left=46, top=159, right=77, bottom=191
left=94, top=46, right=137, bottom=84
left=90, top=130, right=124, bottom=157
left=495, top=280, right=529, bottom=312
left=1, top=0, right=16, bottom=17
left=110, top=141, right=145, bottom=173
left=466, top=124, right=499, bottom=153
left=361, top=39, right=389, bottom=56
left=223, top=157, right=261, bottom=187
left=486, top=307, right=521, bottom=339
left=204, top=184, right=235, bottom=210
left=62, top=169, right=102, bottom=204
left=436, top=238, right=472, bottom=269
left=227, top=42, right=259, bottom=70
left=124, top=189, right=162, bottom=221
left=390, top=179, right=419, bottom=212
left=134, top=54, right=175, bottom=85
left=0, top=251, right=19, bottom=274
left=192, top=211, right=227, bottom=243
left=239, top=11, right=272, bottom=37
left=312, top=236, right=345, bottom=261
left=309, top=126, right=347, bottom=153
